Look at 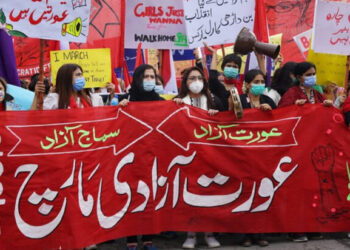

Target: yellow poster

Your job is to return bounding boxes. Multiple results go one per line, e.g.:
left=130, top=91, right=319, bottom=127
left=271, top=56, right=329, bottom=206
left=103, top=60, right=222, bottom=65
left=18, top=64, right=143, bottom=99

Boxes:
left=269, top=33, right=283, bottom=72
left=50, top=48, right=111, bottom=88
left=307, top=39, right=347, bottom=87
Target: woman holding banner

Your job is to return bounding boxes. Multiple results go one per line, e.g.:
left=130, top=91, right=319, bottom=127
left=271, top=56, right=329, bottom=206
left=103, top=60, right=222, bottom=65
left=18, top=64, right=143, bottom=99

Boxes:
left=32, top=64, right=118, bottom=110
left=173, top=66, right=222, bottom=249
left=239, top=69, right=276, bottom=247
left=205, top=43, right=267, bottom=111
left=121, top=63, right=163, bottom=250
left=278, top=62, right=333, bottom=108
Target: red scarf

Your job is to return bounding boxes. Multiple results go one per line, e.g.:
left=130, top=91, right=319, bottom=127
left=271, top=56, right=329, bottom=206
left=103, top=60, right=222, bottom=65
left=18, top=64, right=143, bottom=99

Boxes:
left=223, top=75, right=243, bottom=95
left=69, top=96, right=90, bottom=109
left=0, top=102, right=4, bottom=111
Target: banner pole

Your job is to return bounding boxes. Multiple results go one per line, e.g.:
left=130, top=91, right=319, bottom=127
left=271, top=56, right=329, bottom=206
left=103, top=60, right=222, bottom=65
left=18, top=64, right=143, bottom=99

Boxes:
left=37, top=39, right=45, bottom=110
left=345, top=55, right=350, bottom=90
left=221, top=44, right=226, bottom=57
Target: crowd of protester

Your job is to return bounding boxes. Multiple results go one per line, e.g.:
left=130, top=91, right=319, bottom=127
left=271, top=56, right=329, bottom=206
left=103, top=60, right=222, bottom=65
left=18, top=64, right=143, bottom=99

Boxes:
left=1, top=44, right=350, bottom=250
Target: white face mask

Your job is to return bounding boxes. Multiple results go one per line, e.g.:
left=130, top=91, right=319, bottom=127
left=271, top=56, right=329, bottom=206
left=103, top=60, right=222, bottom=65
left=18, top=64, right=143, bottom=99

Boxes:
left=0, top=90, right=4, bottom=102
left=189, top=80, right=203, bottom=94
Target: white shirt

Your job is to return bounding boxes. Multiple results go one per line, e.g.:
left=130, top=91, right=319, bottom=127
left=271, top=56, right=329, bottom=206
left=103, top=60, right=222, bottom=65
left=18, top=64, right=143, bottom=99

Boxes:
left=264, top=89, right=281, bottom=106
left=43, top=93, right=104, bottom=110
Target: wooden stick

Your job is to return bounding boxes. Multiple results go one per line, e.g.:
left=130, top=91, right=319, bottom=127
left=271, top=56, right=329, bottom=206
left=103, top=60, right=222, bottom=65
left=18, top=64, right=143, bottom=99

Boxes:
left=221, top=44, right=226, bottom=57
left=37, top=39, right=45, bottom=110
left=345, top=55, right=350, bottom=90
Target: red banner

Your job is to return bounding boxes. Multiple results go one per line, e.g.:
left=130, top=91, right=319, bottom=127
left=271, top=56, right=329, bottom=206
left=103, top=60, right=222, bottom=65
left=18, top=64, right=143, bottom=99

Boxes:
left=1, top=102, right=350, bottom=249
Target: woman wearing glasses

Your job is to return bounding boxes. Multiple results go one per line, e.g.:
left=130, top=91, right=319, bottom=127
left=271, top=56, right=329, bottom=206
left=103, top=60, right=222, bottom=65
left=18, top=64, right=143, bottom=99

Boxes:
left=173, top=66, right=223, bottom=249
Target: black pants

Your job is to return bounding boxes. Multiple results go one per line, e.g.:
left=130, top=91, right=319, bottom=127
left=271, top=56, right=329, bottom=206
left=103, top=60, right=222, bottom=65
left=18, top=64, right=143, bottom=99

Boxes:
left=127, top=235, right=153, bottom=243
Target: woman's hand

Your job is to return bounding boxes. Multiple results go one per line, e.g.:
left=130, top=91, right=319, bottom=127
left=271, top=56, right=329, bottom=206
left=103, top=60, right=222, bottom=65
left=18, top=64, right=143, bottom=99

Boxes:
left=35, top=81, right=45, bottom=95
left=208, top=109, right=219, bottom=116
left=203, top=42, right=215, bottom=54
left=118, top=99, right=129, bottom=107
left=260, top=103, right=272, bottom=111
left=295, top=99, right=307, bottom=105
left=173, top=98, right=184, bottom=105
left=323, top=99, right=333, bottom=107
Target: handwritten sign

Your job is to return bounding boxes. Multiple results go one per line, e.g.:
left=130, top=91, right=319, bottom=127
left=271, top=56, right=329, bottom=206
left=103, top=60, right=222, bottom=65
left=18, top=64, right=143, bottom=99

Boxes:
left=312, top=0, right=350, bottom=55
left=125, top=0, right=187, bottom=49
left=183, top=0, right=255, bottom=48
left=50, top=48, right=111, bottom=88
left=1, top=0, right=91, bottom=42
left=1, top=103, right=350, bottom=249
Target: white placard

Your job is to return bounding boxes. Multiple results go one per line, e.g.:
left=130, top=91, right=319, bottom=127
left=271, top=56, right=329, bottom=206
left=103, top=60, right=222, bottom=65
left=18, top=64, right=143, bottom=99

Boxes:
left=293, top=29, right=313, bottom=59
left=183, top=0, right=255, bottom=48
left=124, top=0, right=188, bottom=49
left=1, top=0, right=91, bottom=42
left=312, top=0, right=350, bottom=55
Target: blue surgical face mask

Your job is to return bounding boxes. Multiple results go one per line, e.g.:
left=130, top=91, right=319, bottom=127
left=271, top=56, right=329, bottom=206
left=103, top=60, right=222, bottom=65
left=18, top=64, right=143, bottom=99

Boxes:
left=73, top=77, right=85, bottom=92
left=304, top=75, right=316, bottom=87
left=143, top=80, right=156, bottom=92
left=251, top=83, right=266, bottom=96
left=154, top=85, right=164, bottom=95
left=224, top=67, right=239, bottom=79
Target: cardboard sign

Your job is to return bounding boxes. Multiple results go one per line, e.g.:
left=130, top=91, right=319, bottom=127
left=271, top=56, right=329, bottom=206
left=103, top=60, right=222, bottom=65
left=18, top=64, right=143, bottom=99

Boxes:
left=183, top=0, right=255, bottom=48
left=5, top=84, right=34, bottom=110
left=1, top=103, right=350, bottom=250
left=124, top=0, right=187, bottom=49
left=307, top=46, right=347, bottom=86
left=312, top=0, right=350, bottom=55
left=1, top=0, right=91, bottom=42
left=50, top=48, right=111, bottom=88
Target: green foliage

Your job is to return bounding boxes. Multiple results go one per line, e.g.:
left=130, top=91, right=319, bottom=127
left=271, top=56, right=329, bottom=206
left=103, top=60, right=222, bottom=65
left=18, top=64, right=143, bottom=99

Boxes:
left=9, top=30, right=27, bottom=37
left=0, top=9, right=6, bottom=24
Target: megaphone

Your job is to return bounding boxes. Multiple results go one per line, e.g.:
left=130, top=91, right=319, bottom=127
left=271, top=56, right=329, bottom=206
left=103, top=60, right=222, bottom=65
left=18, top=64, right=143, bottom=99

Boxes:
left=62, top=17, right=82, bottom=37
left=234, top=27, right=280, bottom=59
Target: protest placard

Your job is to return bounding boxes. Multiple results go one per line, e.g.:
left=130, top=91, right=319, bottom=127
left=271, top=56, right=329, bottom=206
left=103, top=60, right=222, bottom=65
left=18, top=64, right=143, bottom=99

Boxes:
left=50, top=48, right=111, bottom=88
left=312, top=0, right=350, bottom=55
left=293, top=29, right=312, bottom=59
left=1, top=0, right=90, bottom=42
left=307, top=46, right=347, bottom=86
left=183, top=0, right=255, bottom=48
left=125, top=0, right=187, bottom=49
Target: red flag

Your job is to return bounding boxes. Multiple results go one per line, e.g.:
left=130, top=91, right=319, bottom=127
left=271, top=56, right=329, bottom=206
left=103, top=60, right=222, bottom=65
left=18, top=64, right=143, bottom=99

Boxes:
left=160, top=50, right=178, bottom=94
left=122, top=60, right=132, bottom=90
left=253, top=0, right=269, bottom=43
left=70, top=0, right=124, bottom=68
left=13, top=37, right=60, bottom=79
left=134, top=42, right=144, bottom=70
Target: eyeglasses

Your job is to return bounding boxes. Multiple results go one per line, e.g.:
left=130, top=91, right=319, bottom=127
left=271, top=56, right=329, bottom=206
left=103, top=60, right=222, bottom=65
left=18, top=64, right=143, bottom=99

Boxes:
left=188, top=76, right=204, bottom=81
left=266, top=1, right=301, bottom=13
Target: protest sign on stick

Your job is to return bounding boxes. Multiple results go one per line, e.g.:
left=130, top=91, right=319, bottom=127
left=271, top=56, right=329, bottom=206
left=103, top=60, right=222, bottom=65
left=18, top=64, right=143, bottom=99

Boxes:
left=125, top=0, right=187, bottom=49
left=1, top=0, right=91, bottom=42
left=312, top=0, right=350, bottom=55
left=183, top=0, right=255, bottom=48
left=50, top=48, right=111, bottom=88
